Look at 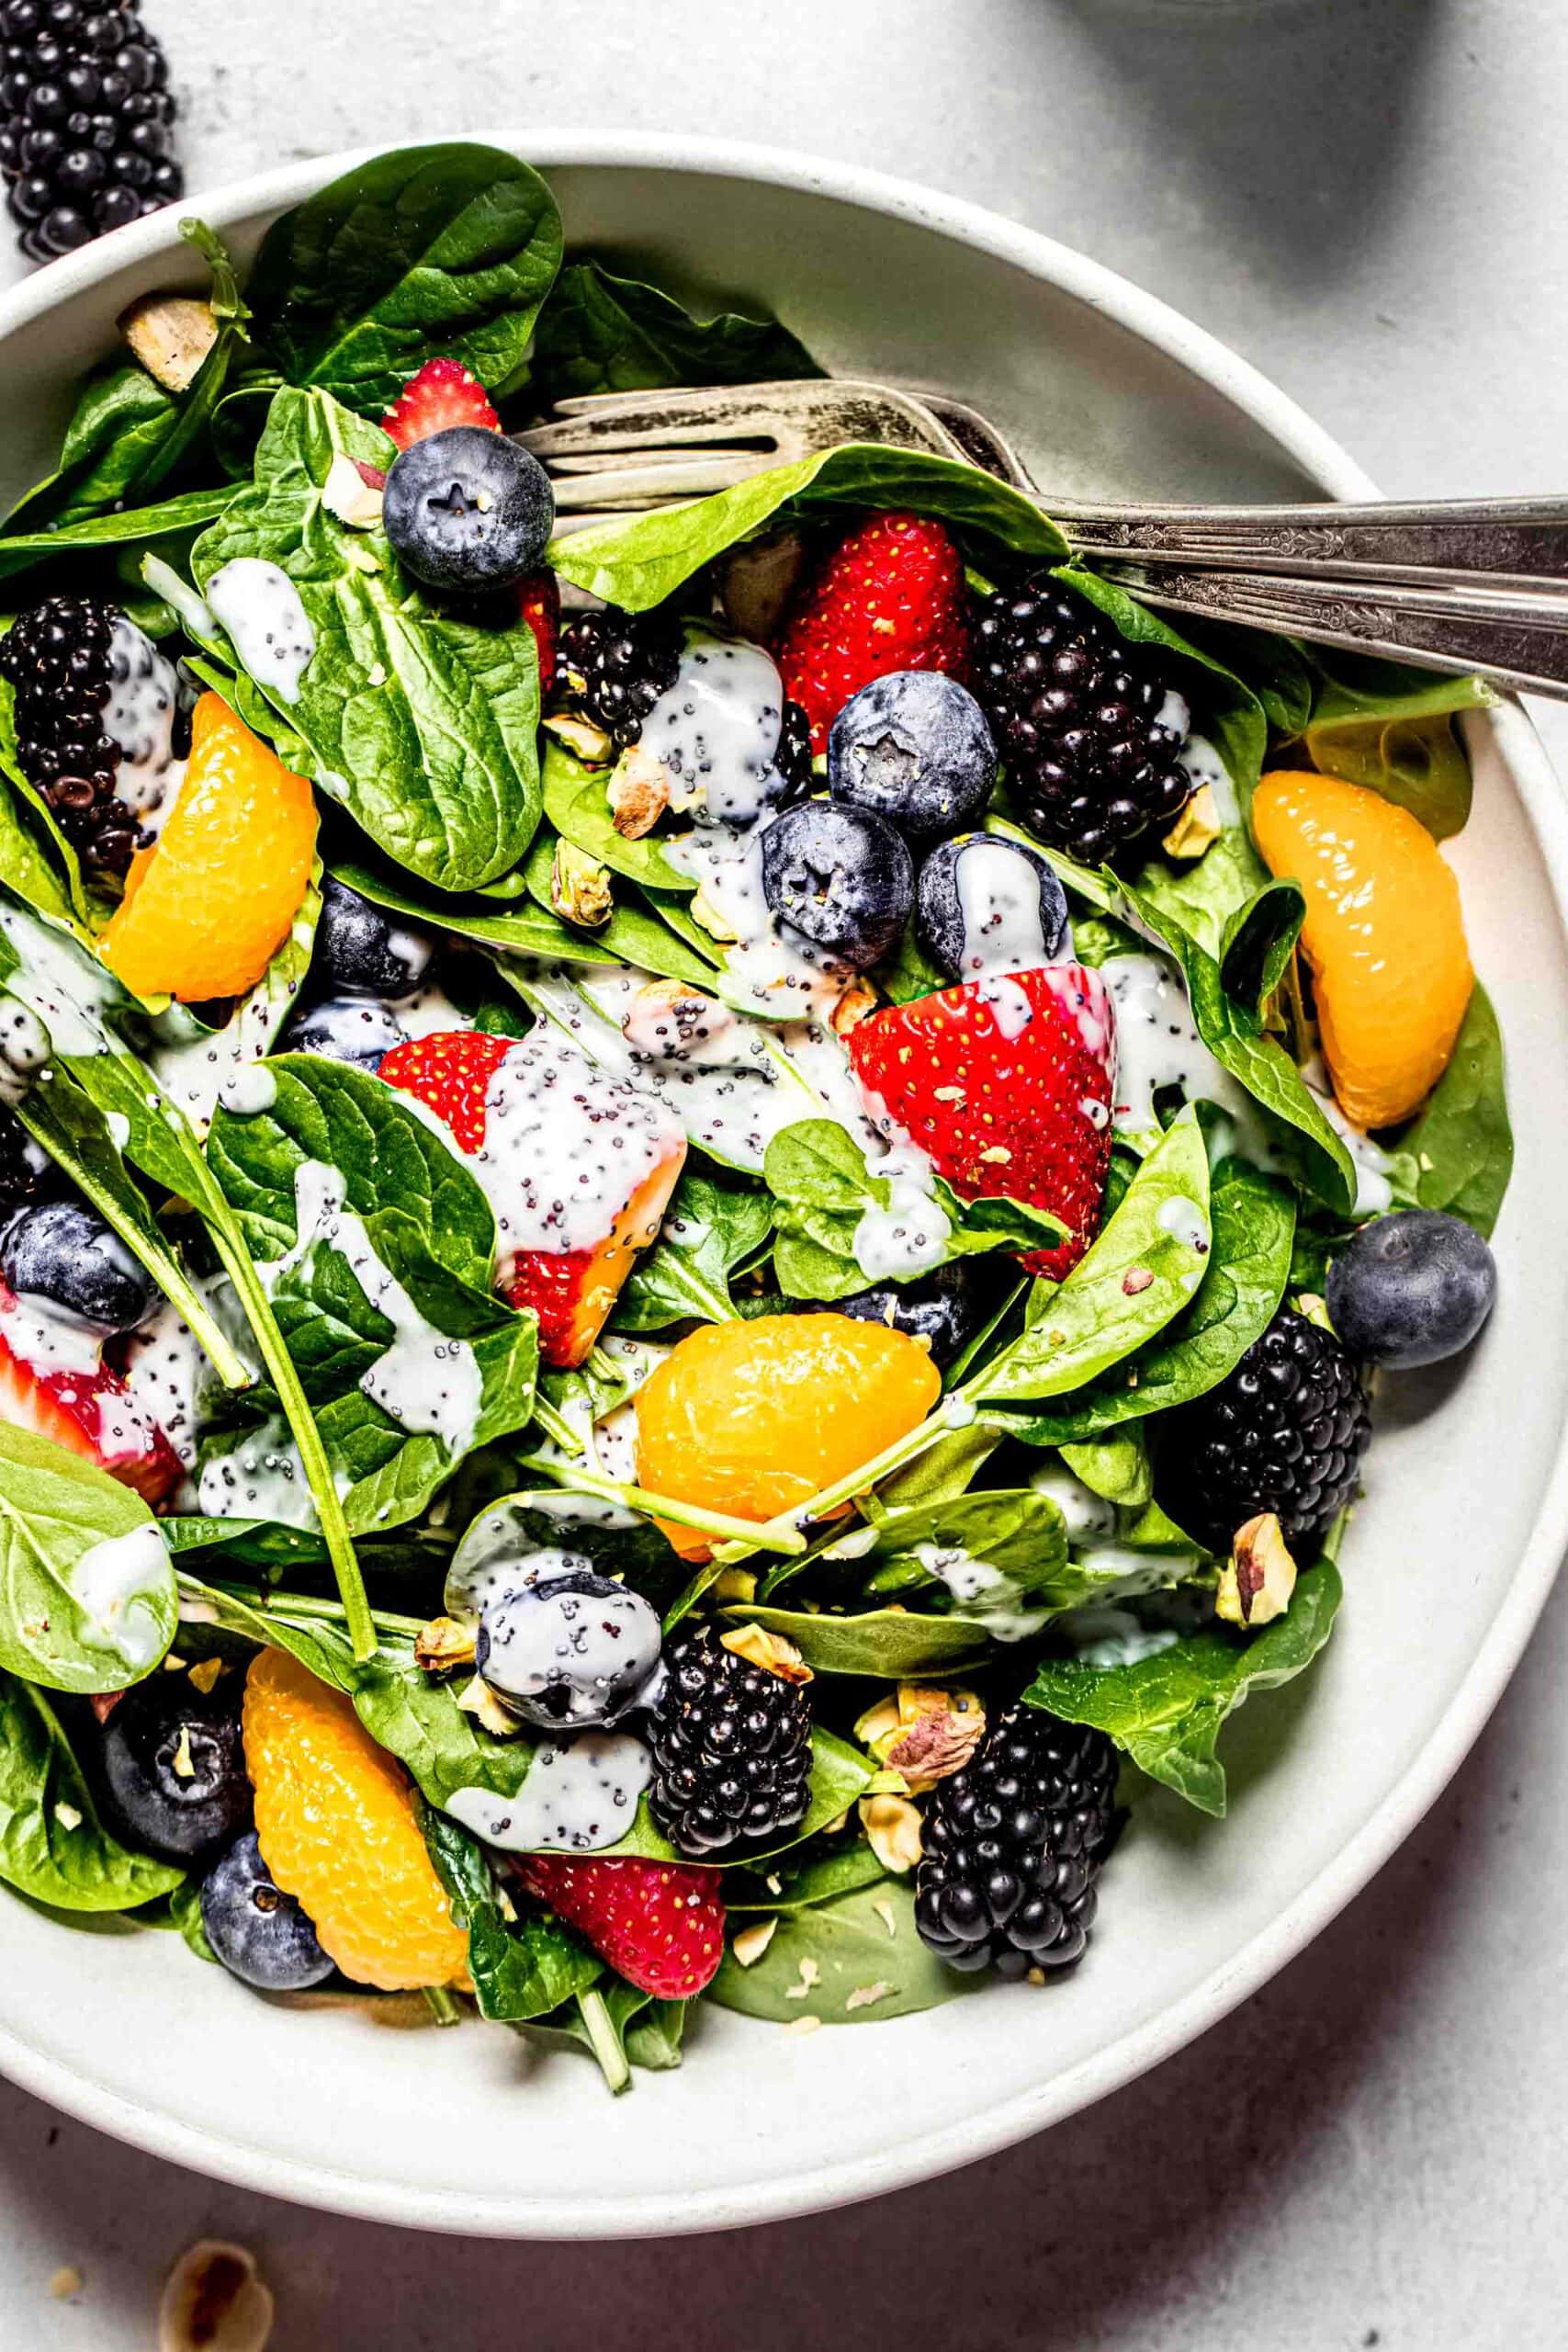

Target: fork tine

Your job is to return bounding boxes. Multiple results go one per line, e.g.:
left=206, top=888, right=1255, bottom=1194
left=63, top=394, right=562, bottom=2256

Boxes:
left=521, top=387, right=789, bottom=460
left=549, top=452, right=778, bottom=510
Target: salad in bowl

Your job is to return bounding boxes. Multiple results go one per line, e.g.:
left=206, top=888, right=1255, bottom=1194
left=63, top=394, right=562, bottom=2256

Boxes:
left=0, top=141, right=1509, bottom=2092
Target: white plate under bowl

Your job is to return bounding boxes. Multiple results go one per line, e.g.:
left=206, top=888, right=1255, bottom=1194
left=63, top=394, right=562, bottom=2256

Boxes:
left=1, top=133, right=1564, bottom=2241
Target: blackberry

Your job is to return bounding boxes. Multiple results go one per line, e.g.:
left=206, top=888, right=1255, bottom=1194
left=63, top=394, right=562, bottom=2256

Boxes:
left=647, top=1620, right=813, bottom=1858
left=1162, top=1306, right=1372, bottom=1550
left=0, top=0, right=182, bottom=264
left=973, top=579, right=1193, bottom=863
left=915, top=1705, right=1118, bottom=1977
left=0, top=594, right=159, bottom=876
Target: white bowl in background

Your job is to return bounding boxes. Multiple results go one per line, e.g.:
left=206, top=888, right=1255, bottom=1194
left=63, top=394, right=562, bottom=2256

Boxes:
left=0, top=132, right=1564, bottom=2239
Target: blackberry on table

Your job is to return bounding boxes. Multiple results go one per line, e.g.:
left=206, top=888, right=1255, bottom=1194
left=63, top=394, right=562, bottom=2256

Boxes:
left=0, top=594, right=135, bottom=874
left=647, top=1620, right=813, bottom=1858
left=973, top=578, right=1194, bottom=863
left=1162, top=1306, right=1372, bottom=1551
left=915, top=1705, right=1118, bottom=1978
left=0, top=0, right=182, bottom=265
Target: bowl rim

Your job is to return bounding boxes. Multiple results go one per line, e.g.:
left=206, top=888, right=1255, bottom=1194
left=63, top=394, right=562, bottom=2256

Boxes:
left=1, top=128, right=1564, bottom=2241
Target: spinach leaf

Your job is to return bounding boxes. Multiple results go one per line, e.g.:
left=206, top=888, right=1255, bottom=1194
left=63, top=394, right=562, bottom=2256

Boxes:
left=1124, top=828, right=1270, bottom=965
left=516, top=1978, right=684, bottom=2087
left=529, top=259, right=819, bottom=406
left=723, top=1602, right=993, bottom=1677
left=0, top=1668, right=182, bottom=1909
left=1395, top=983, right=1512, bottom=1238
left=1024, top=1560, right=1341, bottom=1815
left=613, top=1167, right=772, bottom=1329
left=552, top=446, right=1070, bottom=611
left=206, top=1054, right=538, bottom=1533
left=191, top=387, right=543, bottom=891
left=0, top=487, right=236, bottom=585
left=244, top=142, right=563, bottom=414
left=1060, top=1429, right=1153, bottom=1506
left=0, top=1427, right=175, bottom=1692
left=541, top=744, right=694, bottom=891
left=1300, top=651, right=1493, bottom=841
left=987, top=1161, right=1293, bottom=1443
left=972, top=1111, right=1212, bottom=1405
left=419, top=1800, right=599, bottom=2019
left=707, top=1877, right=976, bottom=2023
left=1218, top=879, right=1305, bottom=1017
left=166, top=1875, right=218, bottom=1963
left=725, top=1841, right=889, bottom=1913
left=1119, top=876, right=1357, bottom=1213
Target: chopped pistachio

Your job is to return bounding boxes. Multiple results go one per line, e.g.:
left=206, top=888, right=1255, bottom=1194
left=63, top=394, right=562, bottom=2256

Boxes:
left=550, top=836, right=614, bottom=929
left=1217, top=1511, right=1298, bottom=1627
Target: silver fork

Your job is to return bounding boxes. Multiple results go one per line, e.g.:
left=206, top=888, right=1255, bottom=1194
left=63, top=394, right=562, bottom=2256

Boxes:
left=522, top=379, right=1568, bottom=699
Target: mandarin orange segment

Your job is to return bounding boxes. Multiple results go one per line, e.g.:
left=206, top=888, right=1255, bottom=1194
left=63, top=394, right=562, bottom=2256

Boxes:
left=100, top=691, right=317, bottom=1002
left=1252, top=768, right=1473, bottom=1129
left=634, top=1314, right=942, bottom=1561
left=243, top=1647, right=468, bottom=1993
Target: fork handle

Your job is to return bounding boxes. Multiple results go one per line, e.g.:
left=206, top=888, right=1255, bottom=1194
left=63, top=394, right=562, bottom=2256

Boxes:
left=1100, top=562, right=1568, bottom=699
left=1057, top=495, right=1568, bottom=585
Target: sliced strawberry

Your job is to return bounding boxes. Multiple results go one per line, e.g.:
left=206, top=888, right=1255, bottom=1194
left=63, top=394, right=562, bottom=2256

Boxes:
left=517, top=567, right=559, bottom=695
left=775, top=511, right=971, bottom=752
left=381, top=356, right=502, bottom=453
left=849, top=967, right=1116, bottom=1281
left=378, top=1029, right=687, bottom=1369
left=0, top=1286, right=183, bottom=1506
left=517, top=1853, right=725, bottom=1998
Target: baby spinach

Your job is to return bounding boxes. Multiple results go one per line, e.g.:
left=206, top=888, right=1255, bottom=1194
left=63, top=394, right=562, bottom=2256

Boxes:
left=1126, top=828, right=1269, bottom=966
left=1218, top=879, right=1305, bottom=1018
left=206, top=1054, right=539, bottom=1534
left=419, top=1800, right=600, bottom=2020
left=0, top=1427, right=176, bottom=1692
left=614, top=1167, right=772, bottom=1329
left=0, top=486, right=235, bottom=585
left=724, top=1602, right=993, bottom=1677
left=551, top=445, right=1070, bottom=612
left=529, top=259, right=819, bottom=406
left=971, top=1111, right=1212, bottom=1406
left=542, top=744, right=694, bottom=891
left=1300, top=650, right=1493, bottom=841
left=988, top=1161, right=1293, bottom=1444
left=1023, top=1559, right=1341, bottom=1815
left=707, top=1877, right=976, bottom=2024
left=244, top=142, right=563, bottom=414
left=517, top=1978, right=685, bottom=2089
left=191, top=387, right=543, bottom=891
left=725, top=1840, right=889, bottom=1914
left=1060, top=1429, right=1153, bottom=1506
left=0, top=1668, right=182, bottom=1910
left=1396, top=983, right=1512, bottom=1238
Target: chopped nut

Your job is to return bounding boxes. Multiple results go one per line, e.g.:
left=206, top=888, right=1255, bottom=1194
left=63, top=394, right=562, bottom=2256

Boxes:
left=543, top=711, right=615, bottom=765
left=159, top=2241, right=274, bottom=2352
left=457, top=1673, right=517, bottom=1736
left=170, top=1724, right=196, bottom=1781
left=607, top=743, right=671, bottom=838
left=690, top=880, right=739, bottom=944
left=55, top=1801, right=82, bottom=1832
left=49, top=2267, right=83, bottom=2301
left=621, top=978, right=733, bottom=1058
left=862, top=1683, right=986, bottom=1792
left=415, top=1615, right=478, bottom=1674
left=829, top=977, right=878, bottom=1038
left=933, top=1084, right=964, bottom=1102
left=1217, top=1511, right=1298, bottom=1628
left=719, top=1623, right=813, bottom=1683
left=550, top=836, right=614, bottom=929
left=784, top=2013, right=822, bottom=2036
left=860, top=1792, right=923, bottom=1873
left=118, top=292, right=218, bottom=392
left=186, top=1657, right=223, bottom=1695
left=1122, top=1267, right=1154, bottom=1296
left=710, top=1567, right=757, bottom=1604
left=844, top=1981, right=893, bottom=2012
left=872, top=1897, right=897, bottom=1939
left=716, top=526, right=808, bottom=640
left=1026, top=1965, right=1046, bottom=1987
left=1163, top=782, right=1222, bottom=860
left=321, top=449, right=385, bottom=529
left=853, top=1693, right=903, bottom=1748
left=731, top=1917, right=780, bottom=1968
left=784, top=1956, right=821, bottom=2000
left=978, top=1144, right=1011, bottom=1165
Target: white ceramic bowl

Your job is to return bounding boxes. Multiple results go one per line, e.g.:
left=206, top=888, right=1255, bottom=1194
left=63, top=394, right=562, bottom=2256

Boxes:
left=2, top=133, right=1565, bottom=2241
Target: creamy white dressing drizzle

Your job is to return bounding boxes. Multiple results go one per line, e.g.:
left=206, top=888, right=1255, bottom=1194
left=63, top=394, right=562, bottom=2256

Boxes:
left=1178, top=732, right=1237, bottom=825
left=197, top=1414, right=321, bottom=1528
left=445, top=1730, right=653, bottom=1853
left=206, top=559, right=316, bottom=704
left=104, top=616, right=185, bottom=838
left=640, top=634, right=791, bottom=824
left=1101, top=952, right=1265, bottom=1152
left=0, top=994, right=50, bottom=1106
left=955, top=838, right=1051, bottom=979
left=1028, top=1463, right=1120, bottom=1546
left=0, top=901, right=123, bottom=1059
left=69, top=1521, right=170, bottom=1668
left=913, top=1539, right=1049, bottom=1645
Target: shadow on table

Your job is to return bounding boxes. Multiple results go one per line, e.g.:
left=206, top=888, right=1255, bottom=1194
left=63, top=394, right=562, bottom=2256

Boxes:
left=1038, top=0, right=1452, bottom=292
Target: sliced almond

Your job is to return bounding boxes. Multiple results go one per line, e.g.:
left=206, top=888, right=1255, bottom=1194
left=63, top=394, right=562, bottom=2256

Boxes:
left=457, top=1674, right=516, bottom=1736
left=1162, top=782, right=1222, bottom=861
left=859, top=1792, right=923, bottom=1873
left=119, top=293, right=218, bottom=392
left=543, top=711, right=614, bottom=765
left=829, top=977, right=878, bottom=1038
left=159, top=2241, right=273, bottom=2352
left=719, top=1623, right=813, bottom=1683
left=731, top=1917, right=779, bottom=1968
left=321, top=449, right=385, bottom=529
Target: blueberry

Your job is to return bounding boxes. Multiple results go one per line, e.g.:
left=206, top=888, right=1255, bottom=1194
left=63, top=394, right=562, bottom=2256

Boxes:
left=199, top=1829, right=333, bottom=1993
left=760, top=801, right=913, bottom=970
left=807, top=1261, right=998, bottom=1369
left=828, top=670, right=998, bottom=846
left=100, top=1675, right=252, bottom=1863
left=0, top=1198, right=154, bottom=1332
left=1326, top=1209, right=1497, bottom=1369
left=916, top=833, right=1069, bottom=982
left=316, top=876, right=435, bottom=1001
left=280, top=995, right=405, bottom=1072
left=382, top=426, right=554, bottom=594
left=477, top=1569, right=663, bottom=1730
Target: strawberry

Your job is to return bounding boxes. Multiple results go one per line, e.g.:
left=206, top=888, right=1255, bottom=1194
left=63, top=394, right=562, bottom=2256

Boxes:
left=0, top=1285, right=183, bottom=1506
left=377, top=1029, right=686, bottom=1369
left=381, top=356, right=502, bottom=452
left=849, top=967, right=1116, bottom=1281
left=518, top=567, right=559, bottom=695
left=775, top=511, right=970, bottom=751
left=517, top=1853, right=725, bottom=1998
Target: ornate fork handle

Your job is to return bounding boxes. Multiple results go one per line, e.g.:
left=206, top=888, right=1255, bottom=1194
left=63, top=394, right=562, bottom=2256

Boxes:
left=1101, top=564, right=1568, bottom=697
left=1056, top=497, right=1568, bottom=584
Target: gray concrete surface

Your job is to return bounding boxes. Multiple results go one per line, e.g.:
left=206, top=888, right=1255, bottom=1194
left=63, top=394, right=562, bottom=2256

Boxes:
left=3, top=0, right=1567, bottom=2341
